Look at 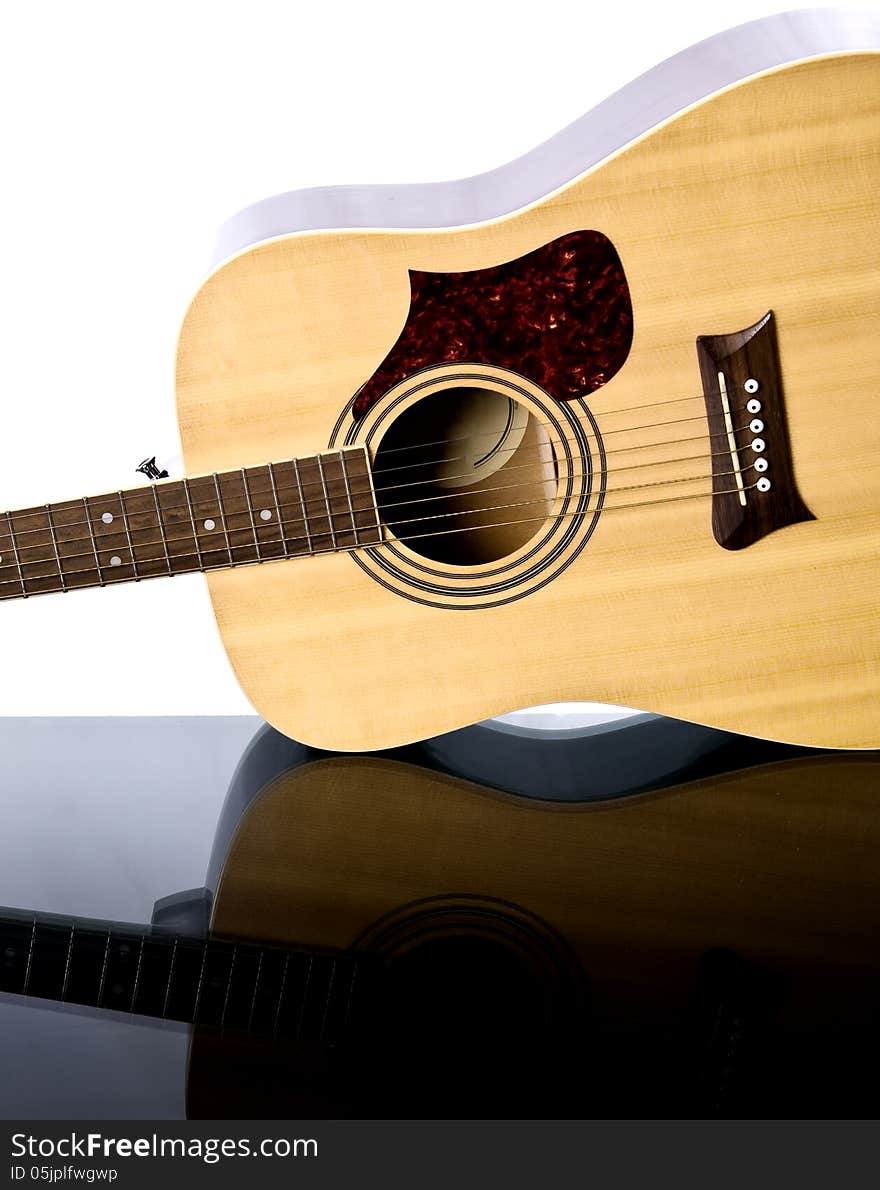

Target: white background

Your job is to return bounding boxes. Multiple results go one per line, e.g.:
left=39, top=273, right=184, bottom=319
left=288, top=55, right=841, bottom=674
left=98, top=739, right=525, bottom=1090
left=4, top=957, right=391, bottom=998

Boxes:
left=0, top=0, right=876, bottom=715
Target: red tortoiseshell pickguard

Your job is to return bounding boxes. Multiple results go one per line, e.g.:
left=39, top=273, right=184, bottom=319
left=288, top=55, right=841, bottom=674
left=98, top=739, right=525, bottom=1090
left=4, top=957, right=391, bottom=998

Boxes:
left=352, top=230, right=632, bottom=419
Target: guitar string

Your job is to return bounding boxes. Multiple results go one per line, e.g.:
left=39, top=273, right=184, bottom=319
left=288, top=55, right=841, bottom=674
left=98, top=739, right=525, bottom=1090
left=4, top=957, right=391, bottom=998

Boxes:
left=344, top=377, right=754, bottom=469
left=0, top=382, right=759, bottom=534
left=0, top=478, right=758, bottom=592
left=7, top=454, right=747, bottom=559
left=0, top=439, right=761, bottom=571
left=372, top=390, right=714, bottom=458
left=372, top=431, right=750, bottom=491
left=0, top=421, right=760, bottom=546
left=369, top=416, right=750, bottom=479
left=368, top=457, right=753, bottom=516
left=0, top=451, right=761, bottom=578
left=0, top=377, right=763, bottom=572
left=0, top=477, right=727, bottom=582
left=0, top=480, right=762, bottom=599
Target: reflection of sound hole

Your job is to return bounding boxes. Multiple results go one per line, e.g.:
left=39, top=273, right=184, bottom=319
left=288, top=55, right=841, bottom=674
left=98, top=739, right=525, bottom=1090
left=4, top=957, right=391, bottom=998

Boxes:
left=355, top=896, right=587, bottom=1116
left=391, top=935, right=550, bottom=1038
left=385, top=935, right=573, bottom=1117
left=373, top=387, right=557, bottom=565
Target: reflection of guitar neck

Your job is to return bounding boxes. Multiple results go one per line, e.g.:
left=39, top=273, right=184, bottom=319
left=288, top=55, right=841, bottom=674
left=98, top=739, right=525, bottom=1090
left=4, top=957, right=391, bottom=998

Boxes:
left=0, top=446, right=382, bottom=601
left=0, top=906, right=369, bottom=1042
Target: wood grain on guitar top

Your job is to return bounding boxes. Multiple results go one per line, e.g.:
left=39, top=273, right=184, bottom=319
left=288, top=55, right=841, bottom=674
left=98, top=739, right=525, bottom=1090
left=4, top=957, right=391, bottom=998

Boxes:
left=176, top=54, right=880, bottom=751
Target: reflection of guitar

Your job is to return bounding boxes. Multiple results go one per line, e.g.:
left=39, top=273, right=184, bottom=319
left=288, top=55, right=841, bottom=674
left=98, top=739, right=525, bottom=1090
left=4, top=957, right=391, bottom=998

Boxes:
left=2, top=727, right=879, bottom=1116
left=2, top=12, right=879, bottom=751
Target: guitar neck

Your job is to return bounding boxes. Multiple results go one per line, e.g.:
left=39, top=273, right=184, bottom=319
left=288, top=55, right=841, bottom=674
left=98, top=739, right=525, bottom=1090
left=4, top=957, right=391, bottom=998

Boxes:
left=0, top=906, right=368, bottom=1043
left=0, top=446, right=382, bottom=600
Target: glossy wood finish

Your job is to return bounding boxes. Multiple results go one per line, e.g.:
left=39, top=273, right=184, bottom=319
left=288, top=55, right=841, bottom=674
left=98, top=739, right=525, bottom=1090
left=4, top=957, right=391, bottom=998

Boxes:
left=191, top=749, right=880, bottom=1115
left=177, top=53, right=880, bottom=751
left=208, top=752, right=880, bottom=1014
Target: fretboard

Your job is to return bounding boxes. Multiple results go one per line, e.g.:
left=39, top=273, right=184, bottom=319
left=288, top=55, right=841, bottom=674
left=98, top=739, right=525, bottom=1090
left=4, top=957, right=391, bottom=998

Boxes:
left=0, top=907, right=371, bottom=1044
left=0, top=446, right=382, bottom=600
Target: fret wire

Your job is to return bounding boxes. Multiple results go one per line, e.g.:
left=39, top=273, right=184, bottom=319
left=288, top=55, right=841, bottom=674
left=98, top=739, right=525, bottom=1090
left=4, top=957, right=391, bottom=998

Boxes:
left=219, top=944, right=237, bottom=1030
left=60, top=924, right=76, bottom=1001
left=117, top=491, right=139, bottom=580
left=44, top=505, right=67, bottom=591
left=0, top=450, right=392, bottom=595
left=151, top=485, right=173, bottom=576
left=82, top=499, right=105, bottom=585
left=296, top=955, right=314, bottom=1041
left=182, top=480, right=205, bottom=570
left=319, top=956, right=337, bottom=1041
left=272, top=952, right=290, bottom=1039
left=96, top=929, right=112, bottom=1007
left=0, top=519, right=368, bottom=594
left=338, top=451, right=359, bottom=546
left=3, top=449, right=378, bottom=547
left=2, top=447, right=377, bottom=552
left=192, top=941, right=209, bottom=1025
left=267, top=464, right=289, bottom=558
left=129, top=937, right=146, bottom=1012
left=247, top=951, right=264, bottom=1032
left=22, top=919, right=37, bottom=994
left=5, top=510, right=28, bottom=597
left=1, top=474, right=410, bottom=565
left=315, top=455, right=337, bottom=549
left=212, top=474, right=234, bottom=565
left=240, top=468, right=262, bottom=560
left=162, top=936, right=179, bottom=1019
left=292, top=460, right=313, bottom=553
left=1, top=445, right=370, bottom=540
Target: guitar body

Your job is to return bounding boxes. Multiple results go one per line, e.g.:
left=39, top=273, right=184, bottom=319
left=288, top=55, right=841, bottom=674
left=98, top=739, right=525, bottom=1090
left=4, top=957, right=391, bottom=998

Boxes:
left=188, top=747, right=880, bottom=1117
left=177, top=44, right=880, bottom=751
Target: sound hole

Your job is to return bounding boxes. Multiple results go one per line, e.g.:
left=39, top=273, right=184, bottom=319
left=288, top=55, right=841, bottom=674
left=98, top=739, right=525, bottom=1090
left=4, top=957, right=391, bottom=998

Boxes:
left=373, top=387, right=557, bottom=564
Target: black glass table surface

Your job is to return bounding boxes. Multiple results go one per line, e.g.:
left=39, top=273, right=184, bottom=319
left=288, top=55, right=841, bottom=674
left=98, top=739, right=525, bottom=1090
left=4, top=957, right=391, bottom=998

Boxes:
left=1, top=714, right=877, bottom=1119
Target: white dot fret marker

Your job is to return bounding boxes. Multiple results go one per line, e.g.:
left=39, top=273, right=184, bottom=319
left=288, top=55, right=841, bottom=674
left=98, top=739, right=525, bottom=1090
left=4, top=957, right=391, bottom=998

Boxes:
left=102, top=512, right=114, bottom=524
left=260, top=509, right=272, bottom=521
left=109, top=555, right=122, bottom=567
left=204, top=518, right=216, bottom=531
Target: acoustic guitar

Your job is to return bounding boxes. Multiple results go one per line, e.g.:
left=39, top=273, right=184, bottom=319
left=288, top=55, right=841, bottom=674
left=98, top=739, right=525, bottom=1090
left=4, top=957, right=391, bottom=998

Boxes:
left=1, top=10, right=878, bottom=750
left=2, top=723, right=879, bottom=1117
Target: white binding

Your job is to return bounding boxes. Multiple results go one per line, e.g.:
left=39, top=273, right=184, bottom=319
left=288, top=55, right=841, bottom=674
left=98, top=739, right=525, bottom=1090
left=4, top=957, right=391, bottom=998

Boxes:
left=212, top=8, right=880, bottom=266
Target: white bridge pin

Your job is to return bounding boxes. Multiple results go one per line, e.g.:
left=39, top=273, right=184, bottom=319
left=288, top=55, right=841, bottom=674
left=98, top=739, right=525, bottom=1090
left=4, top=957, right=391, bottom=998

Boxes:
left=757, top=477, right=772, bottom=492
left=744, top=378, right=760, bottom=394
